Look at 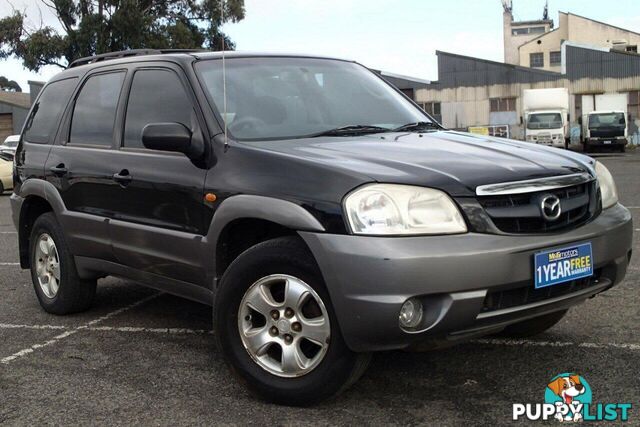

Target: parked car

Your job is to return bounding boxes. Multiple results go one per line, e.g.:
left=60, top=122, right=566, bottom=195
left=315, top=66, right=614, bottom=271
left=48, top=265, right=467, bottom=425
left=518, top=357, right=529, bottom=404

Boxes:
left=1, top=134, right=19, bottom=156
left=0, top=152, right=13, bottom=193
left=10, top=51, right=633, bottom=406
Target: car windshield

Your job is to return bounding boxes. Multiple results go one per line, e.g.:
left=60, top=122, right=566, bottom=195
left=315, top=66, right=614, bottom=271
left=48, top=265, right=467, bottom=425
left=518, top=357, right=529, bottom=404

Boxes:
left=2, top=140, right=18, bottom=147
left=589, top=113, right=625, bottom=128
left=527, top=113, right=563, bottom=129
left=195, top=57, right=432, bottom=140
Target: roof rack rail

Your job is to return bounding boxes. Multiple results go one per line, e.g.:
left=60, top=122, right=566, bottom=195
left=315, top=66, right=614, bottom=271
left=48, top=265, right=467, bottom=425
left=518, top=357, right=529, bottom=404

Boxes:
left=68, top=49, right=208, bottom=69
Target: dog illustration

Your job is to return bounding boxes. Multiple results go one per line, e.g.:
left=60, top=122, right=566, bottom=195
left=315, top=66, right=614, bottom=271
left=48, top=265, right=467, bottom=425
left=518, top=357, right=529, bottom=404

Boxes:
left=548, top=375, right=585, bottom=422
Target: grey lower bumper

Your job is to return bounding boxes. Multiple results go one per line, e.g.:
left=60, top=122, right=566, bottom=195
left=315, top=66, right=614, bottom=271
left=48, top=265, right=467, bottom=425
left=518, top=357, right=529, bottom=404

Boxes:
left=300, top=204, right=633, bottom=352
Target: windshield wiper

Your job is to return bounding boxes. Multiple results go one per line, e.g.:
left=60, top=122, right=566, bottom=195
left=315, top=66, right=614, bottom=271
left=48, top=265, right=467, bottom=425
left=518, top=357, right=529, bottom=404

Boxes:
left=308, top=125, right=391, bottom=137
left=392, top=121, right=441, bottom=132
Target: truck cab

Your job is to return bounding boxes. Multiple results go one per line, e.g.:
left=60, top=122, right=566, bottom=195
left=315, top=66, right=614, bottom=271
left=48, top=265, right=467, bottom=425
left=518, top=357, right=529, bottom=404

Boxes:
left=582, top=110, right=628, bottom=152
left=522, top=88, right=570, bottom=149
left=525, top=110, right=568, bottom=148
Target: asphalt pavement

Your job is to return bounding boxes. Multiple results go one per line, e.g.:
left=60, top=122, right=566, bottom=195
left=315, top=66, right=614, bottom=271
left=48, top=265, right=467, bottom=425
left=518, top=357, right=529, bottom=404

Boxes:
left=0, top=150, right=638, bottom=425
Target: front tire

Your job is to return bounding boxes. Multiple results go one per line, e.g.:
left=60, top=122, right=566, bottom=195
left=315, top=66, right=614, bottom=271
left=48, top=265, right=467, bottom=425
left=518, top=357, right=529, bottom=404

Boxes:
left=497, top=309, right=568, bottom=338
left=29, top=213, right=96, bottom=314
left=214, top=236, right=370, bottom=406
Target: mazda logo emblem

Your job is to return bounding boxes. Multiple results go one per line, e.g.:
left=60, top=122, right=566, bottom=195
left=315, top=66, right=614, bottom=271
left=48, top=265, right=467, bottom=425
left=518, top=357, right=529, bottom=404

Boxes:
left=540, top=194, right=562, bottom=221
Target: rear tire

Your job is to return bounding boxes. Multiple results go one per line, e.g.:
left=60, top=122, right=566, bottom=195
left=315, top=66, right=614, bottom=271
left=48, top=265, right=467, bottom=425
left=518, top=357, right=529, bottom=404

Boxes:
left=29, top=213, right=96, bottom=314
left=0, top=181, right=4, bottom=194
left=496, top=310, right=568, bottom=338
left=214, top=236, right=370, bottom=406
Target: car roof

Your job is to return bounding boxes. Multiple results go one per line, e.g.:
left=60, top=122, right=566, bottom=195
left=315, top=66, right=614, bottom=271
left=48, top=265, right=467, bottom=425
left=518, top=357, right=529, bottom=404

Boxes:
left=193, top=51, right=354, bottom=62
left=68, top=50, right=352, bottom=70
left=48, top=50, right=358, bottom=84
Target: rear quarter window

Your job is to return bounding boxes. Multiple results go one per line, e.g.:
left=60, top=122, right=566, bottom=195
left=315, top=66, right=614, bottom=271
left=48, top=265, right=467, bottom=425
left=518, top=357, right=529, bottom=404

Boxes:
left=23, top=78, right=78, bottom=144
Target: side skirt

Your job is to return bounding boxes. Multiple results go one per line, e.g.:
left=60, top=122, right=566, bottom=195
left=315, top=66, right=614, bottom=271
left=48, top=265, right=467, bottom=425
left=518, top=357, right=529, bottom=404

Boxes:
left=74, top=256, right=213, bottom=306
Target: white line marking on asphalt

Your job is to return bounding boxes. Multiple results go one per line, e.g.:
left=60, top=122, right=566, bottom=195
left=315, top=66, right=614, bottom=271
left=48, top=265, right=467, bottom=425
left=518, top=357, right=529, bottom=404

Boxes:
left=475, top=338, right=640, bottom=351
left=0, top=262, right=20, bottom=266
left=0, top=323, right=211, bottom=335
left=0, top=231, right=17, bottom=234
left=0, top=293, right=161, bottom=364
left=2, top=323, right=638, bottom=352
left=0, top=323, right=67, bottom=330
left=88, top=326, right=212, bottom=334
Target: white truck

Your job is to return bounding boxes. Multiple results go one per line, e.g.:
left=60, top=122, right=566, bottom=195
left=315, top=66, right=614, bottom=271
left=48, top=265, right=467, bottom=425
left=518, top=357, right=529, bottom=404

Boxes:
left=580, top=93, right=628, bottom=153
left=522, top=88, right=570, bottom=148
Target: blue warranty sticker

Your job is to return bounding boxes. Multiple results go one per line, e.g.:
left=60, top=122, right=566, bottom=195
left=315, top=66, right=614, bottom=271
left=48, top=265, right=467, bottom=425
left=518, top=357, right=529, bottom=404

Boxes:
left=534, top=243, right=593, bottom=289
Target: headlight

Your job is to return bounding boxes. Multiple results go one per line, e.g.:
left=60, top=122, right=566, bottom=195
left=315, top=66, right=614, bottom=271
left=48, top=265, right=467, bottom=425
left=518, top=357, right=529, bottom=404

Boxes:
left=595, top=161, right=618, bottom=209
left=344, top=184, right=467, bottom=235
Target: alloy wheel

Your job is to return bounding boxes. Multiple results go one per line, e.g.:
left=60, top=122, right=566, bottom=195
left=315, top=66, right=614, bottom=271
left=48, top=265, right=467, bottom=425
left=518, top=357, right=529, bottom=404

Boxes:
left=237, top=274, right=331, bottom=378
left=35, top=233, right=61, bottom=299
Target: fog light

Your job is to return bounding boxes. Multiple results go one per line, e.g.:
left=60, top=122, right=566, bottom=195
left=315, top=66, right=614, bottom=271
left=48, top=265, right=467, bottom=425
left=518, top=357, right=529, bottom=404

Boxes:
left=399, top=298, right=423, bottom=328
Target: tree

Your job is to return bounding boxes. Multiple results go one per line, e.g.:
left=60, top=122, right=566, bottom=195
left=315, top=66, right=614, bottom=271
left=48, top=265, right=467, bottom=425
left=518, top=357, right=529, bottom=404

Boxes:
left=0, top=76, right=22, bottom=92
left=0, top=0, right=245, bottom=71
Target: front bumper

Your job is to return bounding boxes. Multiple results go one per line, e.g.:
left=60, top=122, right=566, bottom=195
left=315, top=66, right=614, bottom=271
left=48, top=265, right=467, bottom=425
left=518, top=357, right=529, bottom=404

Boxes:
left=300, top=203, right=633, bottom=352
left=533, top=140, right=565, bottom=148
left=0, top=175, right=12, bottom=191
left=585, top=137, right=627, bottom=147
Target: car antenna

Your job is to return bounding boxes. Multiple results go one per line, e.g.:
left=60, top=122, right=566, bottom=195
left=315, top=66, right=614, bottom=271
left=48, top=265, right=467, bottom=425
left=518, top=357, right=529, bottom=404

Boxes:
left=220, top=0, right=229, bottom=151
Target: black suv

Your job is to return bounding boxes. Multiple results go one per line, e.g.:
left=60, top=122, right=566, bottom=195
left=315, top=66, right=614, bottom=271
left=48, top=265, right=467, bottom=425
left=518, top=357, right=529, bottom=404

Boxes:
left=11, top=50, right=633, bottom=405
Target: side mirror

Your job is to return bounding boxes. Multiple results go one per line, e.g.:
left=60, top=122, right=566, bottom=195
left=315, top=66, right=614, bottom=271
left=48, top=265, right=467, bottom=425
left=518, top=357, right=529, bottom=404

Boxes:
left=142, top=122, right=204, bottom=159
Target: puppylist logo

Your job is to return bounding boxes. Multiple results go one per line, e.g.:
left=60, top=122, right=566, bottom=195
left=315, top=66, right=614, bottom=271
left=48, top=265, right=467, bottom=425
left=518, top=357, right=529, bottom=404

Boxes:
left=513, top=373, right=632, bottom=422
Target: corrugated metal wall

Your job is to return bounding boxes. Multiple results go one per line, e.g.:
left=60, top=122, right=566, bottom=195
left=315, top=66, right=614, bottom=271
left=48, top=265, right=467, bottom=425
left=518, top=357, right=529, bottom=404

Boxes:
left=417, top=46, right=640, bottom=137
left=434, top=50, right=563, bottom=89
left=566, top=47, right=640, bottom=81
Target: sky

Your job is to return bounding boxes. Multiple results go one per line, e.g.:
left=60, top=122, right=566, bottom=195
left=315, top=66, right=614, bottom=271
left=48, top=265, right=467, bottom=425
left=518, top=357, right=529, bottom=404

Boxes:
left=1, top=0, right=640, bottom=92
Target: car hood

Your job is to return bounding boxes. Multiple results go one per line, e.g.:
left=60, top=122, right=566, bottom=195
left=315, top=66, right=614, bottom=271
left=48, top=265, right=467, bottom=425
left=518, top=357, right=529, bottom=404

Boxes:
left=246, top=131, right=595, bottom=197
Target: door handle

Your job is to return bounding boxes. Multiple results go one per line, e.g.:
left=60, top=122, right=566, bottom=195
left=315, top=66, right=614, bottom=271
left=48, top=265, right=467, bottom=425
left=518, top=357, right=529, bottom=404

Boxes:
left=49, top=164, right=68, bottom=176
left=112, top=169, right=132, bottom=186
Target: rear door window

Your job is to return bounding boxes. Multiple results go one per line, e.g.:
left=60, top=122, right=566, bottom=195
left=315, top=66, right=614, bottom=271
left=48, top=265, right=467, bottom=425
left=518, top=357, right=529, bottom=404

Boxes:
left=69, top=72, right=125, bottom=147
left=23, top=78, right=78, bottom=144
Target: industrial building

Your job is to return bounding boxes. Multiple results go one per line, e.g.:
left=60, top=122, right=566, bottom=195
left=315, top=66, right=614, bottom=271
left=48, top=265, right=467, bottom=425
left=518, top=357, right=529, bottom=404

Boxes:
left=0, top=81, right=43, bottom=142
left=0, top=91, right=30, bottom=142
left=503, top=1, right=640, bottom=71
left=417, top=6, right=640, bottom=144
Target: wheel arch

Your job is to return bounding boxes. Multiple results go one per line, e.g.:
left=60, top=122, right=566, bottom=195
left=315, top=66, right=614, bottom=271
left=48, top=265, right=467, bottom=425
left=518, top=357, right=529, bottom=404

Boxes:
left=16, top=179, right=66, bottom=268
left=207, top=195, right=325, bottom=284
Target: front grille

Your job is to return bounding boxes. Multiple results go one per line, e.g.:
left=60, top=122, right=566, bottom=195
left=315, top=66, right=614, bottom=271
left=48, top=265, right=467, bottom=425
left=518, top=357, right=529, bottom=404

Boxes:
left=481, top=273, right=601, bottom=313
left=590, top=128, right=624, bottom=138
left=477, top=183, right=596, bottom=234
